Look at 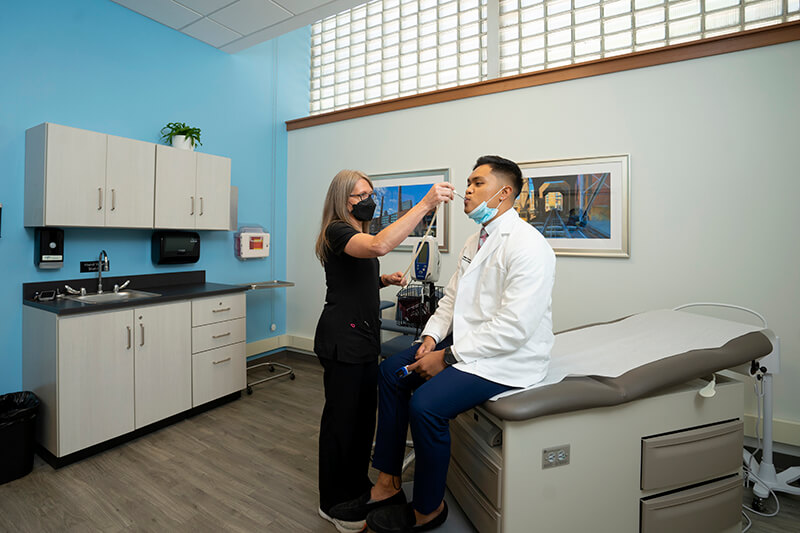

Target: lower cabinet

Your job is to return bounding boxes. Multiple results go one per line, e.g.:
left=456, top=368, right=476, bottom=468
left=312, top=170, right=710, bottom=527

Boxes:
left=23, top=294, right=245, bottom=460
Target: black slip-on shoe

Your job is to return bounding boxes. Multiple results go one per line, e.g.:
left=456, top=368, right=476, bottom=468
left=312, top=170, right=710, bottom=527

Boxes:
left=366, top=501, right=448, bottom=533
left=329, top=489, right=407, bottom=522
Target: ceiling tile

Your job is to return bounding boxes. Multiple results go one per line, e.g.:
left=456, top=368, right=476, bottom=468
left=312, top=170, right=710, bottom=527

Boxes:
left=210, top=0, right=292, bottom=35
left=112, top=0, right=202, bottom=30
left=272, top=0, right=333, bottom=16
left=173, top=0, right=237, bottom=16
left=182, top=17, right=243, bottom=47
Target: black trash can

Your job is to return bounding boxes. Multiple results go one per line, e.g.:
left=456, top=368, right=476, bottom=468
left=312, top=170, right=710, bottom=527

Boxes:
left=0, top=391, right=40, bottom=485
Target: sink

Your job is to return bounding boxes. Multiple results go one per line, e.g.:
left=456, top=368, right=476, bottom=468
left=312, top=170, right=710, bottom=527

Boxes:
left=65, top=289, right=161, bottom=305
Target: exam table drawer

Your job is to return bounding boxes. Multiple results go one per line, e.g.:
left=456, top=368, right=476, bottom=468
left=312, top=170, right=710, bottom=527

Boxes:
left=640, top=475, right=742, bottom=533
left=192, top=293, right=245, bottom=327
left=447, top=458, right=501, bottom=533
left=192, top=342, right=246, bottom=407
left=640, top=419, right=743, bottom=490
left=192, top=318, right=246, bottom=353
left=450, top=415, right=502, bottom=508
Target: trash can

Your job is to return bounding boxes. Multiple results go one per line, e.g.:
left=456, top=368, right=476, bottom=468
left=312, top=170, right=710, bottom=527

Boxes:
left=0, top=391, right=40, bottom=485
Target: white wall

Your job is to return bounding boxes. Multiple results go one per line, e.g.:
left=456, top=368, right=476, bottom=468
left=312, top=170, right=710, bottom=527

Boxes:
left=287, top=41, right=800, bottom=445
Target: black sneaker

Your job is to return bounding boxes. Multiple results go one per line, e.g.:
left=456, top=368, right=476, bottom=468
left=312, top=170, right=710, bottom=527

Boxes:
left=366, top=501, right=448, bottom=533
left=328, top=489, right=407, bottom=522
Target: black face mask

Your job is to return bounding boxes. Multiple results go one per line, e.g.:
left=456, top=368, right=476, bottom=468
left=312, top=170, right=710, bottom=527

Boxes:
left=352, top=197, right=376, bottom=221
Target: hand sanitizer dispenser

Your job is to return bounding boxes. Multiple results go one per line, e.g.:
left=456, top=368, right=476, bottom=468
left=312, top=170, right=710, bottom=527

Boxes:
left=35, top=228, right=64, bottom=269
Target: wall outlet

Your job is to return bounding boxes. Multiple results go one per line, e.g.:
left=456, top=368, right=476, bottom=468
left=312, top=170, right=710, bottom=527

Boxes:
left=542, top=444, right=570, bottom=469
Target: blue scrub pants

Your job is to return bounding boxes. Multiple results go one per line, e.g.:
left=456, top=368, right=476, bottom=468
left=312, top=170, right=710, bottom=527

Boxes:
left=372, top=336, right=512, bottom=514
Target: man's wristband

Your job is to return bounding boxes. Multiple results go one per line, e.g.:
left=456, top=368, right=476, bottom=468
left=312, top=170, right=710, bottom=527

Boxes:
left=378, top=275, right=386, bottom=288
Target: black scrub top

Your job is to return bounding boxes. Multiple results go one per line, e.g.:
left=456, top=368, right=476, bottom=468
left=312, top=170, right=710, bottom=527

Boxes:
left=314, top=221, right=381, bottom=364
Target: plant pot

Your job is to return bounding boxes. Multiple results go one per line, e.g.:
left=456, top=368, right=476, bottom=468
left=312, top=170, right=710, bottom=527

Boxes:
left=171, top=135, right=195, bottom=151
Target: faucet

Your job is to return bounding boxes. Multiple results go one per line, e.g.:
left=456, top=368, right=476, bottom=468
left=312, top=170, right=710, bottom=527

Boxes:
left=97, top=250, right=109, bottom=294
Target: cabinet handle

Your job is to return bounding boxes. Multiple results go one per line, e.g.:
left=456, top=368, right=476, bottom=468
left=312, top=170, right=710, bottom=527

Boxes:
left=140, top=323, right=145, bottom=346
left=190, top=196, right=195, bottom=215
left=212, top=307, right=231, bottom=313
left=111, top=189, right=116, bottom=211
left=212, top=357, right=232, bottom=365
left=200, top=197, right=204, bottom=216
left=98, top=188, right=103, bottom=210
left=127, top=326, right=131, bottom=349
left=212, top=332, right=231, bottom=339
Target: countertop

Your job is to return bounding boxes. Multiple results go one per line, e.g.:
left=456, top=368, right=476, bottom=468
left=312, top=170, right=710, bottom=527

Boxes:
left=23, top=271, right=248, bottom=316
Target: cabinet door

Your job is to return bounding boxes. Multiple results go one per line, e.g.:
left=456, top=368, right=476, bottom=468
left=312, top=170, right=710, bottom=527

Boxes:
left=58, top=310, right=134, bottom=456
left=134, top=301, right=192, bottom=428
left=44, top=124, right=107, bottom=227
left=106, top=135, right=155, bottom=228
left=195, top=152, right=231, bottom=230
left=154, top=145, right=196, bottom=229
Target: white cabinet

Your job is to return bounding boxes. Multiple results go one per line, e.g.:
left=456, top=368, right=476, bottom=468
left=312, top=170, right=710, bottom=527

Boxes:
left=57, top=309, right=135, bottom=456
left=105, top=135, right=156, bottom=228
left=133, top=302, right=192, bottom=428
left=23, top=300, right=193, bottom=458
left=25, top=122, right=231, bottom=230
left=24, top=123, right=156, bottom=228
left=155, top=146, right=231, bottom=230
left=191, top=294, right=246, bottom=407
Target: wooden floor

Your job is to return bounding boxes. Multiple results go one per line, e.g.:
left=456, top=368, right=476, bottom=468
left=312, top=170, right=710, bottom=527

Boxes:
left=0, top=351, right=797, bottom=532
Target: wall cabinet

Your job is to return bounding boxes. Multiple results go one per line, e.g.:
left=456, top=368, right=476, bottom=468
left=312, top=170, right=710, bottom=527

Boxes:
left=154, top=146, right=231, bottom=230
left=24, top=123, right=156, bottom=228
left=23, top=299, right=209, bottom=459
left=25, top=122, right=231, bottom=230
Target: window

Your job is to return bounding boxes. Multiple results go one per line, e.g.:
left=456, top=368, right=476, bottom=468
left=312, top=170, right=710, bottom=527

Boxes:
left=310, top=0, right=799, bottom=114
left=310, top=0, right=488, bottom=114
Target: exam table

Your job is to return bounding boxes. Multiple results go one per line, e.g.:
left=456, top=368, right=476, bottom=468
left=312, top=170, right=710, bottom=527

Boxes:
left=446, top=308, right=776, bottom=533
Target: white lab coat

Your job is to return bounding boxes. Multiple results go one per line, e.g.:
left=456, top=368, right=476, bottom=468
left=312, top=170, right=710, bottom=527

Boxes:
left=421, top=209, right=556, bottom=388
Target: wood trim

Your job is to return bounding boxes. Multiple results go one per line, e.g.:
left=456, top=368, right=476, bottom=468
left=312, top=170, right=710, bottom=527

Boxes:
left=287, top=20, right=800, bottom=131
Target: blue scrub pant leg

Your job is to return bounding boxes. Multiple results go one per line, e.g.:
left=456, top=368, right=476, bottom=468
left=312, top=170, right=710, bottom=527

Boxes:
left=373, top=337, right=512, bottom=515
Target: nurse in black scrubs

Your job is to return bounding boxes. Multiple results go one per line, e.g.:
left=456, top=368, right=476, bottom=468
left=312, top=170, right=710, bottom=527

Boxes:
left=314, top=170, right=453, bottom=532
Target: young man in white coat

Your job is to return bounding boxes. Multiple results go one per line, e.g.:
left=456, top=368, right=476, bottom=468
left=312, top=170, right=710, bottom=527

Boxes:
left=327, top=156, right=556, bottom=533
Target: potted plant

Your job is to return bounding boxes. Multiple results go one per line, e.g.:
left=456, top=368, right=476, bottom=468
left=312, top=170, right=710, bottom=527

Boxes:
left=160, top=122, right=202, bottom=151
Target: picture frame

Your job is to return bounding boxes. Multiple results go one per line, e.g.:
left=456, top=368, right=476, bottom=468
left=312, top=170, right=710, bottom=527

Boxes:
left=368, top=169, right=449, bottom=252
left=515, top=155, right=630, bottom=257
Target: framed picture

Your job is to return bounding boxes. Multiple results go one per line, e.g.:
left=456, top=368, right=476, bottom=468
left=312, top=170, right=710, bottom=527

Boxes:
left=368, top=169, right=449, bottom=252
left=514, top=155, right=630, bottom=257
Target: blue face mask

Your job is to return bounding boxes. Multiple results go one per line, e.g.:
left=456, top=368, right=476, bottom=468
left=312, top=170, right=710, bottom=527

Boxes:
left=467, top=187, right=506, bottom=225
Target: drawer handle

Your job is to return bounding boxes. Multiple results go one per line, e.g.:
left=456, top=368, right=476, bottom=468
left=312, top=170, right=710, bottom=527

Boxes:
left=190, top=196, right=195, bottom=215
left=140, top=323, right=145, bottom=346
left=200, top=197, right=204, bottom=216
left=212, top=332, right=231, bottom=339
left=98, top=187, right=103, bottom=210
left=212, top=307, right=231, bottom=313
left=111, top=189, right=116, bottom=211
left=213, top=357, right=232, bottom=365
left=126, top=326, right=131, bottom=349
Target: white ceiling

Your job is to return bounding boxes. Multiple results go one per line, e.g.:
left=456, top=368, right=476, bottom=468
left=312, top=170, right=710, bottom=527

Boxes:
left=112, top=0, right=365, bottom=53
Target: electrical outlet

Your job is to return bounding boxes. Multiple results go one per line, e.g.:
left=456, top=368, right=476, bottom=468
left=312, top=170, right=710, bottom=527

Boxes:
left=542, top=444, right=570, bottom=469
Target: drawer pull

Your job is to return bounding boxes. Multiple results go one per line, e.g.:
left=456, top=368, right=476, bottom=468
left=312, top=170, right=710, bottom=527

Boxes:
left=213, top=357, right=232, bottom=365
left=212, top=332, right=232, bottom=339
left=212, top=307, right=231, bottom=313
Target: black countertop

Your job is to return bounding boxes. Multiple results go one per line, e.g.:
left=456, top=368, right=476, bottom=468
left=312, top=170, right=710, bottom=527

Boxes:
left=23, top=271, right=248, bottom=316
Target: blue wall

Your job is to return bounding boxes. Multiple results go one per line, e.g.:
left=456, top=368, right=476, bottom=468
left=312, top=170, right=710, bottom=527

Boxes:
left=0, top=1, right=311, bottom=394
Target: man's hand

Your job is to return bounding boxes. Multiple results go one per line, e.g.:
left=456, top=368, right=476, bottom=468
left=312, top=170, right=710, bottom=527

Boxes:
left=407, top=350, right=447, bottom=380
left=415, top=336, right=437, bottom=359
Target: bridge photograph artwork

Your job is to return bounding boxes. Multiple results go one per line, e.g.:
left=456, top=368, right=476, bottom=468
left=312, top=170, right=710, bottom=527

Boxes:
left=517, top=156, right=630, bottom=257
left=368, top=169, right=450, bottom=252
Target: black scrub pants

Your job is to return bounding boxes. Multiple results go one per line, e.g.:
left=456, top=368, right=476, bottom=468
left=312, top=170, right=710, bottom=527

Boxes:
left=317, top=355, right=378, bottom=514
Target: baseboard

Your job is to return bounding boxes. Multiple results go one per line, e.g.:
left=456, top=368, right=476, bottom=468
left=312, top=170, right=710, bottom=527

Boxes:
left=246, top=335, right=315, bottom=358
left=744, top=413, right=800, bottom=449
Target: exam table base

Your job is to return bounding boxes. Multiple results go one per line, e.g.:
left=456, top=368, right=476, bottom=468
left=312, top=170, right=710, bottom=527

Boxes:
left=448, top=376, right=745, bottom=533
